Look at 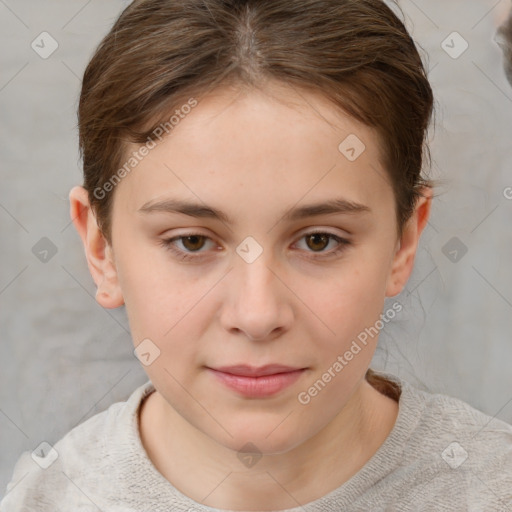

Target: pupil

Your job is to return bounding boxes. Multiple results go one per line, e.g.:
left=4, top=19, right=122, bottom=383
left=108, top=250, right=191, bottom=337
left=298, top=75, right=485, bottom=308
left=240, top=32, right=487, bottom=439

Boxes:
left=308, top=233, right=328, bottom=251
left=183, top=235, right=204, bottom=251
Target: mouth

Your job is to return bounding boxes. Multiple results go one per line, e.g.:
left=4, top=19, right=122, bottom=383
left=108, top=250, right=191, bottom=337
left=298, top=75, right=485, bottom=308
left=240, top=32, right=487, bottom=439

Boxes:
left=205, top=364, right=307, bottom=398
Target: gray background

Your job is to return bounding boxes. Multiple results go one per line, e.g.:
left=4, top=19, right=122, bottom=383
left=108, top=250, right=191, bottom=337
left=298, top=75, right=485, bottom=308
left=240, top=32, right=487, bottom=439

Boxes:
left=1, top=0, right=512, bottom=499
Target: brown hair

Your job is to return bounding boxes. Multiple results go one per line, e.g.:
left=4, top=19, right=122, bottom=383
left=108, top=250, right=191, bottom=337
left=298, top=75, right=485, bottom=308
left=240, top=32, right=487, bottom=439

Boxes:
left=496, top=7, right=512, bottom=86
left=78, top=0, right=436, bottom=401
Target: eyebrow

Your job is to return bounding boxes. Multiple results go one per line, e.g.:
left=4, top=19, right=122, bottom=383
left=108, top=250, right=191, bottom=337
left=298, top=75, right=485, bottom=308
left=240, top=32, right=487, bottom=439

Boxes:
left=138, top=197, right=371, bottom=224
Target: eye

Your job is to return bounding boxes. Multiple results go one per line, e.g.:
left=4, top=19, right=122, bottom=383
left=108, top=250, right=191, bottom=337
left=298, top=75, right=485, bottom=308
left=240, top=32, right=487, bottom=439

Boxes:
left=160, top=230, right=351, bottom=262
left=160, top=233, right=217, bottom=261
left=294, top=230, right=351, bottom=258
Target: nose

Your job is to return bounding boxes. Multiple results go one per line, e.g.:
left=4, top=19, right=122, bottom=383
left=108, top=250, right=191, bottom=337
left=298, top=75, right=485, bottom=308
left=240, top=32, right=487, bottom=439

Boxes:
left=219, top=252, right=294, bottom=342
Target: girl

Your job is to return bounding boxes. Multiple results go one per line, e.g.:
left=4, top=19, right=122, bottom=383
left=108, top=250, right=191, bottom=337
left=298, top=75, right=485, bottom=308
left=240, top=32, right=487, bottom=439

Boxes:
left=2, top=0, right=511, bottom=510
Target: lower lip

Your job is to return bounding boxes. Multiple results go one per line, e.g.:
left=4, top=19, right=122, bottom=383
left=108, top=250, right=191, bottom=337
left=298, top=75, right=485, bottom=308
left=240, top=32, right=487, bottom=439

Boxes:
left=207, top=368, right=306, bottom=398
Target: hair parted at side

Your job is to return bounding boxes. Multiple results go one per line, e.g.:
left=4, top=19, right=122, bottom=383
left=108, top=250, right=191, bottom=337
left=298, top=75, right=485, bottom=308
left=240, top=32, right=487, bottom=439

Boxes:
left=79, top=0, right=435, bottom=243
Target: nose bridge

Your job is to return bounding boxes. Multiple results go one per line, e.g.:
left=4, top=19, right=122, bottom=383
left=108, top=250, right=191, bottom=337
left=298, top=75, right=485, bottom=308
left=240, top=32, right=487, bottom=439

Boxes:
left=234, top=233, right=276, bottom=287
left=223, top=240, right=290, bottom=340
left=235, top=244, right=280, bottom=306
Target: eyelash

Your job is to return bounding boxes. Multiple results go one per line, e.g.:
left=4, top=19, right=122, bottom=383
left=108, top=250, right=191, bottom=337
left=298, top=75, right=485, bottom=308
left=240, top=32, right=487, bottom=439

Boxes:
left=159, top=230, right=351, bottom=262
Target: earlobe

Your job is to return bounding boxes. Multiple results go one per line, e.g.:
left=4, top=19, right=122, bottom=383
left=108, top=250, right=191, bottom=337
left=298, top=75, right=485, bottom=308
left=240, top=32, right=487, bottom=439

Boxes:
left=68, top=186, right=124, bottom=308
left=385, top=188, right=433, bottom=298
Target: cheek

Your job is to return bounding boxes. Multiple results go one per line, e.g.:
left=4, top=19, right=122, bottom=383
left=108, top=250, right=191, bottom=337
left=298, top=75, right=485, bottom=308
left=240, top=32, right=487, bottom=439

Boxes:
left=293, top=267, right=385, bottom=413
left=113, top=246, right=180, bottom=340
left=115, top=246, right=218, bottom=371
left=299, top=254, right=391, bottom=365
left=307, top=259, right=388, bottom=325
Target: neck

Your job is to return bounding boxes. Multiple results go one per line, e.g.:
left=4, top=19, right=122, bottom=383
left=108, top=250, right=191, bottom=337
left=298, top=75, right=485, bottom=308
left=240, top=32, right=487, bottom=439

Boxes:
left=139, top=378, right=398, bottom=510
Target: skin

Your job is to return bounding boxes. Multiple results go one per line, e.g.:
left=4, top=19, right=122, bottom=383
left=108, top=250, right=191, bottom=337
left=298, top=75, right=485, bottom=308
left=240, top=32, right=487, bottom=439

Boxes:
left=69, top=81, right=431, bottom=510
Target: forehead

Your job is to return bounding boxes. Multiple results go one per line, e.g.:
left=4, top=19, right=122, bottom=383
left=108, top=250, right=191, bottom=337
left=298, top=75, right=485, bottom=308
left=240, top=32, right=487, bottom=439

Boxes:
left=114, top=83, right=393, bottom=223
left=156, top=83, right=384, bottom=166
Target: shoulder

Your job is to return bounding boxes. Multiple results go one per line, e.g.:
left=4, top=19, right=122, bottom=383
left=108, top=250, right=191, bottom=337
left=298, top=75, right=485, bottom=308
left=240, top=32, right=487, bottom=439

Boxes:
left=404, top=379, right=512, bottom=458
left=388, top=375, right=512, bottom=510
left=0, top=380, right=154, bottom=511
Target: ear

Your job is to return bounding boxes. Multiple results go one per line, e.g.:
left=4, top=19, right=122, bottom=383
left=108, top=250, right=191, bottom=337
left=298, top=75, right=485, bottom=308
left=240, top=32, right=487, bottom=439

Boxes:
left=68, top=186, right=124, bottom=308
left=385, top=187, right=433, bottom=298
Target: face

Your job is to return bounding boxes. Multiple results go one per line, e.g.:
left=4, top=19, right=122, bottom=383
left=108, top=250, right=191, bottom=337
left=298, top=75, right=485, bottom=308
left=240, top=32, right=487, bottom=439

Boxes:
left=84, top=82, right=410, bottom=455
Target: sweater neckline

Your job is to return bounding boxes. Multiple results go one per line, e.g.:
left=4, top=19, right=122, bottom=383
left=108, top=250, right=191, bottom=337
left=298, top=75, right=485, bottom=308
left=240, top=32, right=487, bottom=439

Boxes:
left=120, top=372, right=426, bottom=511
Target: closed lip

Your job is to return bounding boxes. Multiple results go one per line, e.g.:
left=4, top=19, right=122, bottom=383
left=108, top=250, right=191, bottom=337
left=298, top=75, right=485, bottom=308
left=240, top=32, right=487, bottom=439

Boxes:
left=208, top=364, right=306, bottom=377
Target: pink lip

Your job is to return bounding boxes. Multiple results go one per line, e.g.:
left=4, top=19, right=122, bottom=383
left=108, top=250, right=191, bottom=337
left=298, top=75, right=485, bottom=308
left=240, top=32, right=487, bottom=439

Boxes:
left=206, top=365, right=306, bottom=398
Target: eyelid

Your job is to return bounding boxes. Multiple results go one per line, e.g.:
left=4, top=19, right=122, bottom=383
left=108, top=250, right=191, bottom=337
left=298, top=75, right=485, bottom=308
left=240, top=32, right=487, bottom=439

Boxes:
left=295, top=225, right=351, bottom=238
left=164, top=231, right=219, bottom=251
left=160, top=227, right=352, bottom=262
left=292, top=229, right=351, bottom=255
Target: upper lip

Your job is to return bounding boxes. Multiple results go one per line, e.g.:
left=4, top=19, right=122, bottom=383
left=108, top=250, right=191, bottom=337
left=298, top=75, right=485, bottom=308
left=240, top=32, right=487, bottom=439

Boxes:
left=210, top=364, right=305, bottom=377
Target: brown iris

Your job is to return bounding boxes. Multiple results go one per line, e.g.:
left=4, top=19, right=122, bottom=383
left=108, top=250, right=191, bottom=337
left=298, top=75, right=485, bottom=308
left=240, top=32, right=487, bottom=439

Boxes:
left=305, top=233, right=330, bottom=252
left=181, top=235, right=207, bottom=251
